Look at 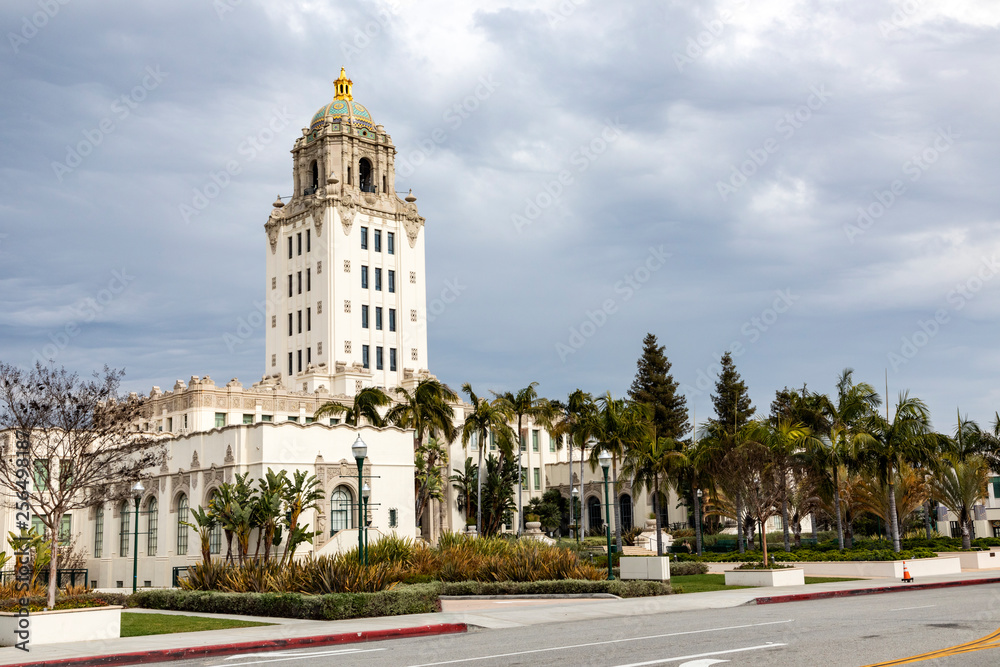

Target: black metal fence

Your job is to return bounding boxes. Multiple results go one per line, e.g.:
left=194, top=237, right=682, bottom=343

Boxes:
left=0, top=568, right=88, bottom=587
left=172, top=566, right=190, bottom=588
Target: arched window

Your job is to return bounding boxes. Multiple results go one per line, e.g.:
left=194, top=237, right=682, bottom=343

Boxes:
left=330, top=487, right=353, bottom=534
left=358, top=158, right=374, bottom=193
left=620, top=494, right=633, bottom=530
left=119, top=500, right=132, bottom=557
left=207, top=491, right=222, bottom=555
left=94, top=505, right=104, bottom=558
left=146, top=497, right=158, bottom=556
left=177, top=494, right=189, bottom=556
left=310, top=160, right=319, bottom=190
left=587, top=496, right=603, bottom=532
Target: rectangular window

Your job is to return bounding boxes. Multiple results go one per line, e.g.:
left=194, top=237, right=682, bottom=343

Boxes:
left=533, top=468, right=541, bottom=490
left=183, top=414, right=188, bottom=429
left=362, top=305, right=369, bottom=328
left=389, top=508, right=398, bottom=528
left=166, top=417, right=172, bottom=432
left=307, top=268, right=311, bottom=291
left=297, top=310, right=302, bottom=334
left=375, top=306, right=383, bottom=330
left=361, top=265, right=368, bottom=288
left=58, top=514, right=71, bottom=545
left=490, top=430, right=496, bottom=451
left=177, top=497, right=189, bottom=556
left=521, top=467, right=528, bottom=490
left=389, top=308, right=396, bottom=332
left=329, top=417, right=340, bottom=425
left=389, top=347, right=397, bottom=371
left=288, top=313, right=293, bottom=336
left=374, top=230, right=382, bottom=252
left=119, top=503, right=131, bottom=557
left=297, top=349, right=302, bottom=372
left=146, top=501, right=157, bottom=556
left=33, top=459, right=49, bottom=491
left=288, top=352, right=293, bottom=375
left=287, top=416, right=299, bottom=422
left=388, top=270, right=395, bottom=293
left=94, top=506, right=104, bottom=558
left=387, top=232, right=394, bottom=254
left=288, top=237, right=293, bottom=259
left=376, top=346, right=384, bottom=370
left=375, top=268, right=382, bottom=291
left=297, top=271, right=302, bottom=294
left=532, top=429, right=539, bottom=452
left=306, top=229, right=311, bottom=252
left=297, top=232, right=302, bottom=256
left=242, top=414, right=253, bottom=424
left=362, top=344, right=370, bottom=369
left=520, top=432, right=526, bottom=452
left=361, top=226, right=368, bottom=249
left=215, top=412, right=226, bottom=428
left=307, top=307, right=311, bottom=331
left=288, top=274, right=293, bottom=297
left=305, top=416, right=315, bottom=423
left=992, top=477, right=1000, bottom=499
left=550, top=434, right=557, bottom=452
left=261, top=415, right=273, bottom=422
left=307, top=347, right=311, bottom=363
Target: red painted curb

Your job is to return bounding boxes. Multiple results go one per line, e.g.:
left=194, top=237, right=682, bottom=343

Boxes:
left=753, top=576, right=1000, bottom=605
left=8, top=622, right=468, bottom=667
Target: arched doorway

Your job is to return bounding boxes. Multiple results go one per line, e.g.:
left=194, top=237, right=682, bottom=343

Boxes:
left=587, top=496, right=603, bottom=533
left=619, top=493, right=633, bottom=530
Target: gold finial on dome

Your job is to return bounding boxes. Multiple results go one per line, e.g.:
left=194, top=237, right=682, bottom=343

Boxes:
left=333, top=67, right=353, bottom=101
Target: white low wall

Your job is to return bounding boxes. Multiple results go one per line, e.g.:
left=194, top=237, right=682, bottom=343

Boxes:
left=783, top=557, right=961, bottom=578
left=937, top=551, right=1000, bottom=570
left=724, top=568, right=804, bottom=587
left=0, top=606, right=122, bottom=647
left=620, top=556, right=670, bottom=581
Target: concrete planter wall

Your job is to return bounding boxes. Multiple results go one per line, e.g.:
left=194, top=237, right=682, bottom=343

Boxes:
left=620, top=556, right=670, bottom=581
left=783, top=557, right=961, bottom=579
left=937, top=551, right=1000, bottom=570
left=724, top=568, right=804, bottom=587
left=0, top=605, right=122, bottom=647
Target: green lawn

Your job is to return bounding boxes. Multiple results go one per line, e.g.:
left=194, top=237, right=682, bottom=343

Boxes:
left=121, top=612, right=274, bottom=637
left=671, top=574, right=863, bottom=594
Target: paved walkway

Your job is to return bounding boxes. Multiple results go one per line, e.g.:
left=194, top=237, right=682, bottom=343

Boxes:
left=3, top=569, right=1000, bottom=666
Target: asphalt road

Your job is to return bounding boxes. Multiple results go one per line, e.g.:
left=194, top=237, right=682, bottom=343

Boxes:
left=163, top=585, right=1000, bottom=667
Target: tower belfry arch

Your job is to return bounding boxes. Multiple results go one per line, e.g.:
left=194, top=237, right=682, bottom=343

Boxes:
left=262, top=69, right=429, bottom=397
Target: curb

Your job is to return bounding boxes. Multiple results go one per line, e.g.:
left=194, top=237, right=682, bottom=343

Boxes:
left=439, top=593, right=620, bottom=600
left=753, top=576, right=1000, bottom=605
left=8, top=623, right=468, bottom=667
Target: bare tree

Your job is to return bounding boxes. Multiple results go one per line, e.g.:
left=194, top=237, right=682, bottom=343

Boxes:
left=0, top=363, right=165, bottom=608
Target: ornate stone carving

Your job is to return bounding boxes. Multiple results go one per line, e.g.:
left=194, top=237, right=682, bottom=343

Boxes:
left=401, top=203, right=424, bottom=248
left=224, top=445, right=234, bottom=464
left=339, top=194, right=356, bottom=234
left=191, top=451, right=200, bottom=469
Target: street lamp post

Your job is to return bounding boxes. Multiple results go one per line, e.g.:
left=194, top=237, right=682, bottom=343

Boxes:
left=131, top=481, right=144, bottom=594
left=362, top=482, right=371, bottom=566
left=695, top=488, right=703, bottom=556
left=352, top=435, right=367, bottom=565
left=598, top=450, right=613, bottom=581
left=571, top=487, right=579, bottom=543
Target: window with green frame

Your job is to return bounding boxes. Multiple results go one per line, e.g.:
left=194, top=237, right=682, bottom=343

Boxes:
left=532, top=429, right=539, bottom=452
left=521, top=466, right=528, bottom=490
left=58, top=514, right=71, bottom=544
left=215, top=413, right=226, bottom=428
left=146, top=497, right=158, bottom=556
left=94, top=505, right=104, bottom=558
left=176, top=494, right=189, bottom=556
left=33, top=459, right=49, bottom=492
left=533, top=468, right=540, bottom=490
left=242, top=414, right=254, bottom=424
left=992, top=477, right=1000, bottom=499
left=119, top=500, right=131, bottom=557
left=550, top=434, right=557, bottom=452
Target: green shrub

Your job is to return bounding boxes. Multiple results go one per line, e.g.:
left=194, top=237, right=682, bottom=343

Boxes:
left=668, top=561, right=708, bottom=576
left=0, top=592, right=131, bottom=613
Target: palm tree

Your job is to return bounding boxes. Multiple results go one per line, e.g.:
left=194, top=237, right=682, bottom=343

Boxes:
left=314, top=386, right=391, bottom=426
left=551, top=390, right=597, bottom=539
left=855, top=464, right=930, bottom=541
left=450, top=457, right=478, bottom=525
left=254, top=468, right=287, bottom=560
left=931, top=455, right=989, bottom=548
left=182, top=506, right=216, bottom=564
left=809, top=369, right=881, bottom=551
left=386, top=379, right=458, bottom=529
left=461, top=383, right=515, bottom=535
left=586, top=393, right=646, bottom=552
left=857, top=391, right=938, bottom=552
left=280, top=469, right=324, bottom=565
left=620, top=428, right=684, bottom=555
left=492, top=382, right=557, bottom=535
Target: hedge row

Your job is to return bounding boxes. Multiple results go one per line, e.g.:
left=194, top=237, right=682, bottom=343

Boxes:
left=438, top=579, right=671, bottom=598
left=0, top=592, right=131, bottom=613
left=674, top=547, right=939, bottom=563
left=130, top=584, right=440, bottom=620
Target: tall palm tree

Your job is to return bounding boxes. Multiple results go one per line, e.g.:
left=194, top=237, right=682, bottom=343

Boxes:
left=461, top=383, right=515, bottom=535
left=809, top=369, right=881, bottom=551
left=931, top=455, right=989, bottom=549
left=314, top=386, right=391, bottom=426
left=492, top=382, right=557, bottom=535
left=280, top=469, right=324, bottom=565
left=857, top=391, right=937, bottom=552
left=620, top=428, right=684, bottom=555
left=551, top=390, right=597, bottom=538
left=586, top=393, right=646, bottom=552
left=386, top=379, right=458, bottom=529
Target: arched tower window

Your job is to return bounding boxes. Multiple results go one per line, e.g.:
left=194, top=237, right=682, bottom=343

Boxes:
left=146, top=497, right=158, bottom=556
left=620, top=493, right=633, bottom=530
left=119, top=500, right=131, bottom=557
left=359, top=158, right=374, bottom=193
left=177, top=494, right=189, bottom=556
left=587, top=496, right=603, bottom=532
left=304, top=160, right=319, bottom=195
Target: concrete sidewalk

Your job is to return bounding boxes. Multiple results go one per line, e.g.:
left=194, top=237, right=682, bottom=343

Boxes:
left=2, top=569, right=999, bottom=666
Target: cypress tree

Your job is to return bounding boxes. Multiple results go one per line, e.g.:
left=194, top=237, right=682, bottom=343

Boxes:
left=627, top=333, right=690, bottom=439
left=710, top=351, right=754, bottom=434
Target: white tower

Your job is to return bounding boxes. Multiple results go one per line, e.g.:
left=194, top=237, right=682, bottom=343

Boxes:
left=264, top=69, right=429, bottom=396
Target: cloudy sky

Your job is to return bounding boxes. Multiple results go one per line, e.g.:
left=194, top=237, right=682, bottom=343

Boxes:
left=2, top=0, right=999, bottom=431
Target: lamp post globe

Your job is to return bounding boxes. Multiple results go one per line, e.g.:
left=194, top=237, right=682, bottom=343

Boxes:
left=352, top=435, right=367, bottom=564
left=131, top=481, right=144, bottom=594
left=598, top=450, right=614, bottom=581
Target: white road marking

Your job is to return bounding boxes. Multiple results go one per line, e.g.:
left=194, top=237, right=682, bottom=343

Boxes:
left=406, top=620, right=793, bottom=666
left=615, top=643, right=785, bottom=667
left=889, top=604, right=936, bottom=612
left=215, top=647, right=384, bottom=666
left=678, top=660, right=729, bottom=667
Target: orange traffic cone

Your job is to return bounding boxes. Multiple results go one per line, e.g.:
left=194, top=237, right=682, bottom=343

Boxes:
left=902, top=561, right=913, bottom=583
